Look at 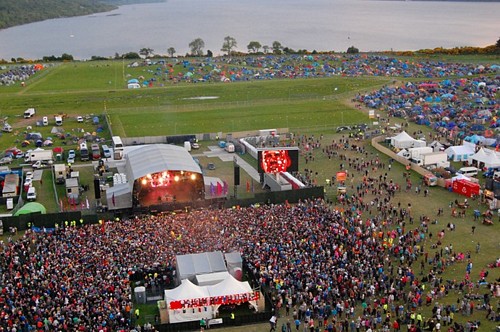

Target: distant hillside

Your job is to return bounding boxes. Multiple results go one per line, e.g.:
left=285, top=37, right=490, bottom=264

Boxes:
left=0, top=0, right=164, bottom=30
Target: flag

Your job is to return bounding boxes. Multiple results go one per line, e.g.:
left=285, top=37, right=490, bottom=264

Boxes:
left=112, top=193, right=116, bottom=206
left=246, top=180, right=250, bottom=192
left=216, top=182, right=222, bottom=195
left=223, top=181, right=228, bottom=195
left=210, top=183, right=215, bottom=196
left=86, top=197, right=90, bottom=209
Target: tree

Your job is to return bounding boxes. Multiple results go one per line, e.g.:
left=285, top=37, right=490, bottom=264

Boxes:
left=139, top=48, right=154, bottom=58
left=247, top=41, right=262, bottom=53
left=272, top=41, right=283, bottom=54
left=61, top=53, right=74, bottom=61
left=206, top=50, right=213, bottom=57
left=167, top=47, right=176, bottom=58
left=122, top=52, right=141, bottom=59
left=221, top=36, right=237, bottom=55
left=262, top=45, right=270, bottom=54
left=189, top=38, right=205, bottom=56
left=346, top=46, right=359, bottom=54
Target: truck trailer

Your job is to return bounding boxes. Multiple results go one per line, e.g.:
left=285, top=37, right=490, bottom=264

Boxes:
left=26, top=149, right=54, bottom=163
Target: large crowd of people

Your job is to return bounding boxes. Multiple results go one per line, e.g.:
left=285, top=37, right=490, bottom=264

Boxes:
left=1, top=188, right=498, bottom=331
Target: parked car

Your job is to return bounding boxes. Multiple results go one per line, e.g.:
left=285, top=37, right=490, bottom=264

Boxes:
left=207, top=163, right=216, bottom=170
left=191, top=142, right=200, bottom=149
left=27, top=187, right=36, bottom=201
left=0, top=156, right=12, bottom=165
left=336, top=126, right=352, bottom=132
left=67, top=150, right=76, bottom=164
left=77, top=116, right=84, bottom=123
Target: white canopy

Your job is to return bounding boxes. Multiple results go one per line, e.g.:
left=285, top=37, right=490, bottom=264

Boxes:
left=208, top=274, right=253, bottom=298
left=164, top=279, right=209, bottom=302
left=445, top=143, right=476, bottom=162
left=391, top=131, right=417, bottom=149
left=468, top=147, right=500, bottom=169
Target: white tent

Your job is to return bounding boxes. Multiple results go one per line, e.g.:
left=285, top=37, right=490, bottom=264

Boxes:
left=429, top=140, right=444, bottom=152
left=164, top=279, right=213, bottom=324
left=390, top=131, right=417, bottom=149
left=165, top=279, right=209, bottom=303
left=445, top=142, right=476, bottom=162
left=164, top=275, right=259, bottom=324
left=468, top=147, right=500, bottom=169
left=195, top=271, right=231, bottom=286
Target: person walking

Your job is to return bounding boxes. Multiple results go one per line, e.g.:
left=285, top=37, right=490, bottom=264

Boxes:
left=270, top=315, right=278, bottom=332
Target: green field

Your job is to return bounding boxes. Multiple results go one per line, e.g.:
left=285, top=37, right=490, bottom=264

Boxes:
left=0, top=60, right=389, bottom=145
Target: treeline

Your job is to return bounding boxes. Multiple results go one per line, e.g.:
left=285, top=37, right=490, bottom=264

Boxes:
left=390, top=43, right=500, bottom=56
left=0, top=0, right=115, bottom=29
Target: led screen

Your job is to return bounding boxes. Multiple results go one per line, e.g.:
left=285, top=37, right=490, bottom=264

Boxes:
left=257, top=148, right=299, bottom=174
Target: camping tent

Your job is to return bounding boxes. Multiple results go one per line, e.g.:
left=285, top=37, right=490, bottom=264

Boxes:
left=14, top=202, right=46, bottom=216
left=390, top=131, right=417, bottom=149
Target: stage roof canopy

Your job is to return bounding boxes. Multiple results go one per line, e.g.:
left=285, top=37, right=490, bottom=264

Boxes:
left=176, top=251, right=227, bottom=283
left=125, top=144, right=202, bottom=181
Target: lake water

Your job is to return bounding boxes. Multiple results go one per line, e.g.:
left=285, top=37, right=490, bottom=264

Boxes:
left=0, top=0, right=498, bottom=60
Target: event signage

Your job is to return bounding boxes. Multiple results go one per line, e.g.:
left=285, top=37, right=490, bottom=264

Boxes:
left=168, top=291, right=260, bottom=310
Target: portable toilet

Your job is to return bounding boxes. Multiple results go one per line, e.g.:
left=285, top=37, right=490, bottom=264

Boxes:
left=184, top=141, right=191, bottom=152
left=134, top=286, right=146, bottom=304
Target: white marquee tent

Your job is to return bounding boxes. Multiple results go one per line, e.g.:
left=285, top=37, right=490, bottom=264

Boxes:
left=390, top=131, right=424, bottom=149
left=467, top=147, right=500, bottom=169
left=164, top=275, right=259, bottom=324
left=445, top=142, right=476, bottom=162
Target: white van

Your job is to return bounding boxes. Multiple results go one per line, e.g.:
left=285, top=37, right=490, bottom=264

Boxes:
left=42, top=116, right=49, bottom=126
left=55, top=116, right=63, bottom=126
left=457, top=166, right=479, bottom=177
left=27, top=187, right=36, bottom=201
left=2, top=123, right=12, bottom=132
left=102, top=145, right=111, bottom=158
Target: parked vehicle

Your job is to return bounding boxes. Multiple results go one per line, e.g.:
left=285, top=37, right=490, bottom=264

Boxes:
left=25, top=149, right=54, bottom=163
left=42, top=116, right=49, bottom=126
left=91, top=143, right=101, bottom=160
left=101, top=145, right=111, bottom=158
left=67, top=149, right=76, bottom=164
left=2, top=123, right=12, bottom=132
left=32, top=160, right=49, bottom=169
left=225, top=143, right=235, bottom=153
left=457, top=166, right=479, bottom=177
left=55, top=116, right=63, bottom=126
left=23, top=108, right=36, bottom=118
left=27, top=187, right=37, bottom=201
left=77, top=116, right=84, bottom=123
left=80, top=142, right=89, bottom=161
left=0, top=156, right=12, bottom=165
